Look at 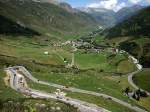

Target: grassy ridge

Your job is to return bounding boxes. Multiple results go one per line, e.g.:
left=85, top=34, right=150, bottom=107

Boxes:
left=0, top=0, right=97, bottom=40
left=102, top=7, right=150, bottom=67
left=133, top=69, right=150, bottom=92
left=0, top=36, right=149, bottom=111
left=0, top=15, right=40, bottom=36
left=0, top=36, right=133, bottom=101
left=27, top=79, right=136, bottom=112
left=0, top=58, right=78, bottom=112
left=105, top=7, right=150, bottom=38
left=119, top=37, right=150, bottom=67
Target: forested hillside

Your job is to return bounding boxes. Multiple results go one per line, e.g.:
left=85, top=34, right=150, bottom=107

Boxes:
left=105, top=6, right=150, bottom=38
left=0, top=0, right=97, bottom=40
left=0, top=15, right=40, bottom=36
left=104, top=7, right=150, bottom=67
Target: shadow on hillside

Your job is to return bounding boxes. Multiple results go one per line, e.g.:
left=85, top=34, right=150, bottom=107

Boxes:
left=0, top=15, right=40, bottom=36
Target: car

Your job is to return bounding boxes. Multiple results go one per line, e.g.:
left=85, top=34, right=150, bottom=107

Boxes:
left=56, top=96, right=62, bottom=99
left=65, top=86, right=69, bottom=88
left=108, top=97, right=112, bottom=100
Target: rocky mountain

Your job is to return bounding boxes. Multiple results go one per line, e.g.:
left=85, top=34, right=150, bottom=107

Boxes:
left=0, top=0, right=98, bottom=40
left=116, top=5, right=144, bottom=23
left=105, top=6, right=150, bottom=38
left=78, top=5, right=145, bottom=28
left=78, top=7, right=116, bottom=28
left=58, top=2, right=76, bottom=13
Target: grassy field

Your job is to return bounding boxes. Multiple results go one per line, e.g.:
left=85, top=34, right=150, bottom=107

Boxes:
left=0, top=35, right=149, bottom=111
left=31, top=69, right=130, bottom=101
left=25, top=75, right=136, bottom=112
left=23, top=67, right=150, bottom=112
left=106, top=36, right=150, bottom=68
left=67, top=92, right=135, bottom=112
left=75, top=51, right=110, bottom=69
left=0, top=46, right=133, bottom=102
left=74, top=50, right=134, bottom=72
left=133, top=68, right=150, bottom=92
left=0, top=69, right=78, bottom=112
left=105, top=36, right=132, bottom=47
left=0, top=36, right=83, bottom=111
left=117, top=60, right=136, bottom=73
left=91, top=35, right=106, bottom=45
left=26, top=71, right=150, bottom=112
left=0, top=61, right=137, bottom=112
left=0, top=36, right=64, bottom=65
left=27, top=79, right=136, bottom=112
left=0, top=35, right=135, bottom=73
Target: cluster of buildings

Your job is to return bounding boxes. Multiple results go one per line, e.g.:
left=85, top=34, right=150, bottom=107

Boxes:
left=60, top=39, right=123, bottom=54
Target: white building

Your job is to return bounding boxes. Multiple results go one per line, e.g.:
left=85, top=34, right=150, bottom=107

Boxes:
left=44, top=51, right=49, bottom=55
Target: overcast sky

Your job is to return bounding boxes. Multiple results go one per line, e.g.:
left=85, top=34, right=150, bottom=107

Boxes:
left=58, top=0, right=150, bottom=11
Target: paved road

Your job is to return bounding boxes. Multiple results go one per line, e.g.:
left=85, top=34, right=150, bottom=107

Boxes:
left=9, top=66, right=147, bottom=112
left=128, top=70, right=142, bottom=90
left=128, top=70, right=150, bottom=96
left=128, top=55, right=150, bottom=96
left=5, top=68, right=110, bottom=112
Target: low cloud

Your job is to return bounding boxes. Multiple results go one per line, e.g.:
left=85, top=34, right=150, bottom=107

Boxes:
left=87, top=0, right=150, bottom=12
left=87, top=0, right=125, bottom=12
left=128, top=0, right=142, bottom=4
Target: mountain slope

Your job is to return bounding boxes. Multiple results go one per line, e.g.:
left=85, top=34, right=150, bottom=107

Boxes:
left=0, top=15, right=40, bottom=36
left=58, top=2, right=75, bottom=13
left=104, top=7, right=150, bottom=67
left=78, top=7, right=116, bottom=28
left=116, top=5, right=143, bottom=23
left=105, top=6, right=150, bottom=38
left=0, top=0, right=97, bottom=40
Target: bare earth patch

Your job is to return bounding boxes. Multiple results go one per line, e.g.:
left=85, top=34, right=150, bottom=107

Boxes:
left=4, top=72, right=10, bottom=86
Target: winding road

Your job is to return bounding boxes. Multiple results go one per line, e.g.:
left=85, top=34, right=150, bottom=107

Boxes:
left=5, top=66, right=148, bottom=112
left=5, top=67, right=110, bottom=112
left=127, top=55, right=150, bottom=96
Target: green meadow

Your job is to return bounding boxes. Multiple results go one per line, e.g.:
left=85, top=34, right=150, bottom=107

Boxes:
left=0, top=35, right=149, bottom=111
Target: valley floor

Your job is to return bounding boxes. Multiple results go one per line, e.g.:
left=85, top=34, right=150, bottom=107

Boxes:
left=0, top=35, right=150, bottom=112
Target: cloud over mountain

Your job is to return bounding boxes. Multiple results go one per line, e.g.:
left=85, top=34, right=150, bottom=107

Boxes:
left=86, top=0, right=150, bottom=12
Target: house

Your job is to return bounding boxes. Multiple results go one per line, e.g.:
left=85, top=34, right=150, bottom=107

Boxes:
left=44, top=51, right=49, bottom=55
